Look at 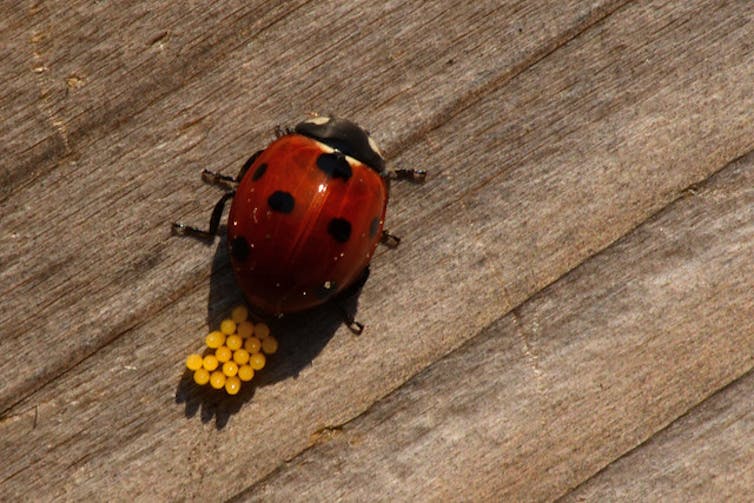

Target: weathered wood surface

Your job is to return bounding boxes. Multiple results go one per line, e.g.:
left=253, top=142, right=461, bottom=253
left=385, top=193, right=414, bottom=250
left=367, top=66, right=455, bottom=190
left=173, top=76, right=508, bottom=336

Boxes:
left=0, top=0, right=627, bottom=414
left=1, top=0, right=752, bottom=501
left=242, top=153, right=754, bottom=501
left=564, top=368, right=754, bottom=501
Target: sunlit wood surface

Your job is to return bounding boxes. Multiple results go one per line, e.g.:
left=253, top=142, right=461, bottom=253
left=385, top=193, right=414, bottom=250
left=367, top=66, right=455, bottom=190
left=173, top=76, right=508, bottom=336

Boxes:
left=1, top=0, right=752, bottom=500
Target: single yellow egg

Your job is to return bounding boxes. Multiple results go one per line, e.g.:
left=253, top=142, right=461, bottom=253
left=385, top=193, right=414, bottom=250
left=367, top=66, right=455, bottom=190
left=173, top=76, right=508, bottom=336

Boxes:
left=255, top=323, right=270, bottom=339
left=222, top=360, right=239, bottom=377
left=193, top=368, right=210, bottom=385
left=231, top=305, right=248, bottom=324
left=225, top=376, right=242, bottom=395
left=233, top=348, right=250, bottom=365
left=244, top=337, right=262, bottom=354
left=205, top=331, right=225, bottom=349
left=209, top=371, right=226, bottom=389
left=237, top=321, right=254, bottom=338
left=249, top=352, right=266, bottom=370
left=220, top=318, right=236, bottom=335
left=261, top=336, right=278, bottom=355
left=186, top=353, right=203, bottom=371
left=215, top=346, right=232, bottom=363
left=238, top=365, right=254, bottom=382
left=226, top=334, right=243, bottom=351
left=202, top=354, right=219, bottom=371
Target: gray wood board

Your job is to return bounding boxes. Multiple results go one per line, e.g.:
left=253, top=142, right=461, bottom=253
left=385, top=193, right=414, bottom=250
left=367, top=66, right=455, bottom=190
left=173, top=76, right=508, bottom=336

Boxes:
left=1, top=0, right=752, bottom=500
left=1, top=0, right=626, bottom=413
left=243, top=151, right=754, bottom=501
left=564, top=368, right=754, bottom=501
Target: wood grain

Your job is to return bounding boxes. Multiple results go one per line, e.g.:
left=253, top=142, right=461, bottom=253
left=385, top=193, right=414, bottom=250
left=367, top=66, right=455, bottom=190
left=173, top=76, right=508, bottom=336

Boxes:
left=564, top=369, right=754, bottom=501
left=1, top=0, right=752, bottom=500
left=242, top=151, right=754, bottom=502
left=0, top=0, right=625, bottom=414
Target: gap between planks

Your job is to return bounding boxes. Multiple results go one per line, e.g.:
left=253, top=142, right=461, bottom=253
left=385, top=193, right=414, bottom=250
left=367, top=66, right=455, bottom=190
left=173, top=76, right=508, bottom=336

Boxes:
left=0, top=0, right=629, bottom=417
left=560, top=366, right=754, bottom=500
left=2, top=0, right=748, bottom=500
left=238, top=146, right=754, bottom=500
left=238, top=144, right=753, bottom=502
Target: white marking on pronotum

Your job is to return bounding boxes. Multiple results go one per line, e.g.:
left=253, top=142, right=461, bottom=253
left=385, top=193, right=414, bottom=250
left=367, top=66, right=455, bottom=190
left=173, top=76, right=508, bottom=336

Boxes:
left=367, top=135, right=383, bottom=158
left=305, top=115, right=330, bottom=125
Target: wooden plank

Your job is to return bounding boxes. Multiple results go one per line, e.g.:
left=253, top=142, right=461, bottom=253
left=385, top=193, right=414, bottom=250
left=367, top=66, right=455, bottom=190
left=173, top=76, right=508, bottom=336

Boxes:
left=563, top=369, right=754, bottom=501
left=0, top=0, right=311, bottom=199
left=241, top=151, right=754, bottom=502
left=0, top=0, right=752, bottom=500
left=0, top=0, right=625, bottom=414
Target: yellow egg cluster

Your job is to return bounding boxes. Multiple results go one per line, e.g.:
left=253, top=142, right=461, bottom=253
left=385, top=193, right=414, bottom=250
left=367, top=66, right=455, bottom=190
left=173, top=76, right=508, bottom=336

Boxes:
left=185, top=305, right=278, bottom=395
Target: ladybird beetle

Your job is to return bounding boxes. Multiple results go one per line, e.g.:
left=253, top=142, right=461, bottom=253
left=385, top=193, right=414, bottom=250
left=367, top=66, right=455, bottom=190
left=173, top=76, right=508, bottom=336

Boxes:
left=173, top=116, right=424, bottom=331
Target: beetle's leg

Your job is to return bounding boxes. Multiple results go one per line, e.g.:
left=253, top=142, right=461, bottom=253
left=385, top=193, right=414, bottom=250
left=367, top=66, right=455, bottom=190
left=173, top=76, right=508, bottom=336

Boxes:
left=331, top=267, right=370, bottom=334
left=335, top=304, right=364, bottom=335
left=380, top=229, right=401, bottom=248
left=200, top=150, right=263, bottom=188
left=345, top=318, right=365, bottom=335
left=274, top=125, right=293, bottom=138
left=388, top=168, right=427, bottom=183
left=201, top=169, right=236, bottom=186
left=378, top=169, right=424, bottom=248
left=172, top=191, right=235, bottom=240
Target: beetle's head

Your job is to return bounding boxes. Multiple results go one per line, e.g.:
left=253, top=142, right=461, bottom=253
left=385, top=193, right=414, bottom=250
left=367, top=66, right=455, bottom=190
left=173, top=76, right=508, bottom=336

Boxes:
left=294, top=116, right=385, bottom=174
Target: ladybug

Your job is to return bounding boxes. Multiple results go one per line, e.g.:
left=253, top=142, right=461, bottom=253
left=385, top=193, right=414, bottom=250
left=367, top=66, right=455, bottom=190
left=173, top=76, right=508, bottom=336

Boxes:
left=173, top=116, right=424, bottom=332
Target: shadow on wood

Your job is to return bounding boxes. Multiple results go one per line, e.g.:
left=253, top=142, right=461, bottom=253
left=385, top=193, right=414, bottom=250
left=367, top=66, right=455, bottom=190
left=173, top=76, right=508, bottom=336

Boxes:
left=173, top=231, right=365, bottom=429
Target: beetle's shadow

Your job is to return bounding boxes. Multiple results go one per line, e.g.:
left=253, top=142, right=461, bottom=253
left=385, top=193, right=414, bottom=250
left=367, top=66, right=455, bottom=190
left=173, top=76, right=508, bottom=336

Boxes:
left=175, top=229, right=363, bottom=429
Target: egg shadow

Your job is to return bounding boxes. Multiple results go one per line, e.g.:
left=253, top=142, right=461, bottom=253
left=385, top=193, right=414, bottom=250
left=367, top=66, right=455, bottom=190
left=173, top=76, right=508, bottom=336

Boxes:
left=175, top=228, right=365, bottom=429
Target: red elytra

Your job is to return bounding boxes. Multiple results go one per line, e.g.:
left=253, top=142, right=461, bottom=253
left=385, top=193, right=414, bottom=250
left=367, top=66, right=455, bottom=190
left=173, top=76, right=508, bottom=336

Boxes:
left=227, top=132, right=388, bottom=314
left=172, top=116, right=424, bottom=325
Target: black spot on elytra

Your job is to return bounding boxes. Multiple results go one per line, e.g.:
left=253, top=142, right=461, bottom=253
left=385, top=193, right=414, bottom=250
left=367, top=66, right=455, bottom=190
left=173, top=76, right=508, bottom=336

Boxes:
left=230, top=236, right=250, bottom=261
left=316, top=152, right=352, bottom=181
left=369, top=217, right=380, bottom=238
left=252, top=163, right=267, bottom=181
left=268, top=191, right=294, bottom=213
left=328, top=218, right=351, bottom=243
